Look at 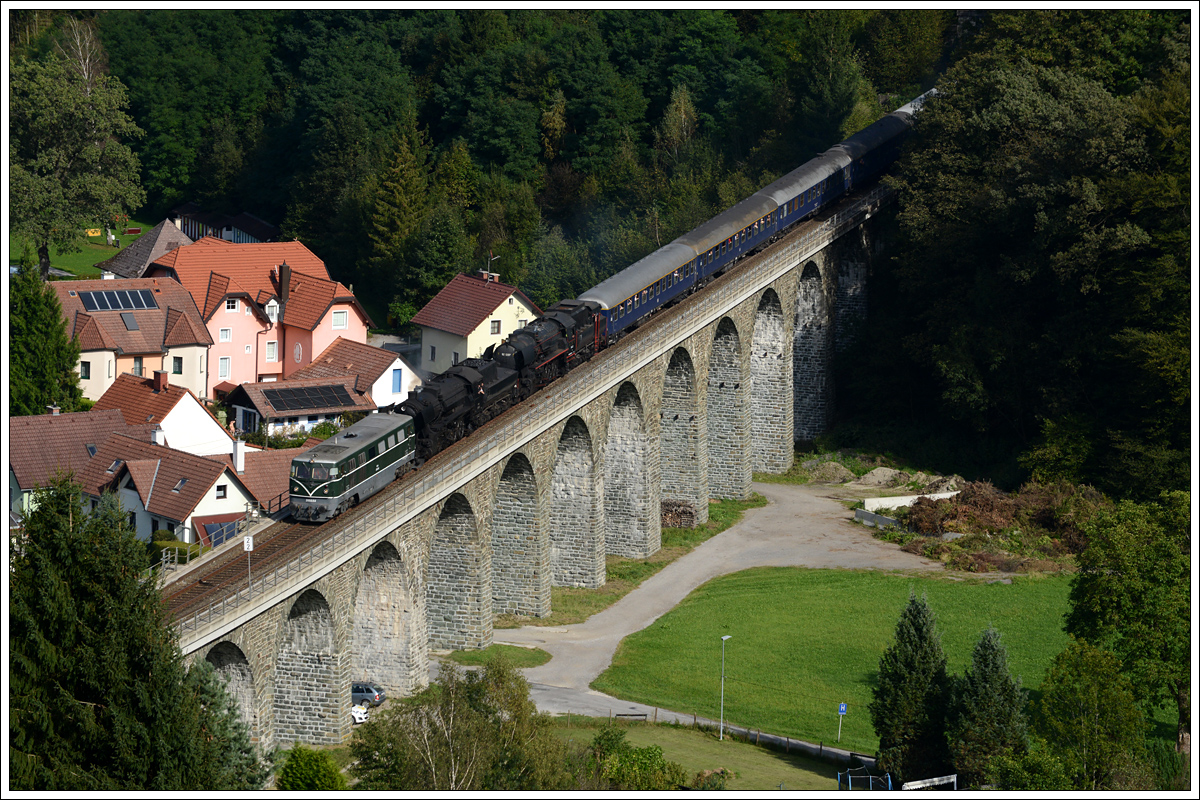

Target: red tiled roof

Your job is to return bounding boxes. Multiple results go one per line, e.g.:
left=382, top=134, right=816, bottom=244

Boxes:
left=93, top=219, right=194, bottom=279
left=76, top=434, right=238, bottom=523
left=52, top=278, right=212, bottom=355
left=411, top=273, right=541, bottom=337
left=92, top=374, right=232, bottom=442
left=123, top=459, right=161, bottom=508
left=288, top=337, right=401, bottom=387
left=205, top=440, right=318, bottom=508
left=225, top=377, right=376, bottom=421
left=8, top=409, right=131, bottom=490
left=163, top=306, right=209, bottom=348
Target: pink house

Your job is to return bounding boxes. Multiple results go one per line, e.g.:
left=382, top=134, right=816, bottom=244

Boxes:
left=144, top=237, right=372, bottom=399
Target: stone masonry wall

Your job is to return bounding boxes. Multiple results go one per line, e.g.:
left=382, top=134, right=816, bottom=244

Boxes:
left=660, top=346, right=708, bottom=525
left=750, top=289, right=793, bottom=472
left=491, top=452, right=549, bottom=617
left=550, top=416, right=605, bottom=587
left=426, top=494, right=491, bottom=650
left=205, top=642, right=256, bottom=744
left=351, top=541, right=409, bottom=690
left=707, top=317, right=752, bottom=499
left=604, top=383, right=658, bottom=558
left=274, top=589, right=343, bottom=746
left=794, top=262, right=832, bottom=441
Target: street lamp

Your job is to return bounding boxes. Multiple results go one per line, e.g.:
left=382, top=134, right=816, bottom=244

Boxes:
left=720, top=634, right=732, bottom=741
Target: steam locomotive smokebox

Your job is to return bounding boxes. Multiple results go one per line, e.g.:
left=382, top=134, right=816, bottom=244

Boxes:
left=661, top=499, right=697, bottom=529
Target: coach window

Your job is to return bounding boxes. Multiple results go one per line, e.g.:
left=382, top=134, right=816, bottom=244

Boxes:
left=368, top=445, right=378, bottom=459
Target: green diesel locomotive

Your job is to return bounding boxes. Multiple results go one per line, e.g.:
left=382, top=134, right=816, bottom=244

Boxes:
left=290, top=413, right=416, bottom=522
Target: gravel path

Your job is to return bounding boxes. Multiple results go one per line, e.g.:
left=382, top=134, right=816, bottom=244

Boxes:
left=492, top=480, right=940, bottom=700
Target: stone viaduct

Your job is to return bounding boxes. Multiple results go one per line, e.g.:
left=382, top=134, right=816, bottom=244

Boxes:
left=176, top=186, right=893, bottom=749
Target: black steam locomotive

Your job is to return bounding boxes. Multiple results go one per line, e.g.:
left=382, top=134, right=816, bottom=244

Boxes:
left=291, top=91, right=933, bottom=519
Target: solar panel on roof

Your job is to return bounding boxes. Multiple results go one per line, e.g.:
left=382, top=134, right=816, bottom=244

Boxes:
left=263, top=385, right=353, bottom=411
left=78, top=290, right=159, bottom=312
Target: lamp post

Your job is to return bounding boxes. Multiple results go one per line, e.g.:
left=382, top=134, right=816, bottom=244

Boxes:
left=720, top=634, right=732, bottom=740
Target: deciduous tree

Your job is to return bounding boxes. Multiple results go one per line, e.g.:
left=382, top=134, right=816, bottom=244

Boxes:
left=9, top=53, right=145, bottom=277
left=1066, top=492, right=1190, bottom=754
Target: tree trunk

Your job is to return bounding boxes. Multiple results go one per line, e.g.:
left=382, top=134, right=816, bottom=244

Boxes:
left=1177, top=681, right=1190, bottom=755
left=38, top=241, right=51, bottom=280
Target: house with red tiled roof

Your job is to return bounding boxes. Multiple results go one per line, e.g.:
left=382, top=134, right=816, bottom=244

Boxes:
left=411, top=271, right=540, bottom=374
left=76, top=434, right=258, bottom=544
left=224, top=376, right=376, bottom=437
left=205, top=439, right=319, bottom=518
left=50, top=277, right=213, bottom=401
left=93, top=219, right=194, bottom=279
left=144, top=237, right=374, bottom=399
left=8, top=408, right=153, bottom=526
left=92, top=371, right=235, bottom=456
left=287, top=337, right=422, bottom=410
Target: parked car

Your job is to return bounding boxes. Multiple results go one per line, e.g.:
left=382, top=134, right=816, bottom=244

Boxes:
left=350, top=704, right=369, bottom=725
left=352, top=682, right=386, bottom=707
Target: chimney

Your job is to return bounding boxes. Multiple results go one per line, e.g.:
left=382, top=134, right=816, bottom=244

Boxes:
left=46, top=405, right=60, bottom=416
left=280, top=261, right=291, bottom=303
left=152, top=370, right=169, bottom=392
left=101, top=271, right=116, bottom=280
left=152, top=426, right=166, bottom=446
left=171, top=213, right=182, bottom=230
left=232, top=438, right=246, bottom=475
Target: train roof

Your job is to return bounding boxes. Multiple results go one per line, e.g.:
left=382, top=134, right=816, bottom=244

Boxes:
left=293, top=412, right=412, bottom=463
left=754, top=150, right=847, bottom=208
left=677, top=193, right=778, bottom=255
left=578, top=242, right=697, bottom=309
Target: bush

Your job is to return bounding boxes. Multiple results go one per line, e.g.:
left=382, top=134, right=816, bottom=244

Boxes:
left=310, top=421, right=340, bottom=440
left=277, top=745, right=346, bottom=791
left=691, top=767, right=732, bottom=789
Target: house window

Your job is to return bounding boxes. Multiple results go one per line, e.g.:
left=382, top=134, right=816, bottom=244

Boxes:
left=172, top=356, right=183, bottom=374
left=167, top=522, right=175, bottom=535
left=219, top=328, right=232, bottom=342
left=332, top=310, right=348, bottom=329
left=266, top=341, right=277, bottom=362
left=129, top=512, right=137, bottom=532
left=108, top=360, right=114, bottom=378
left=508, top=297, right=514, bottom=305
left=519, top=319, right=528, bottom=328
left=133, top=356, right=143, bottom=377
left=91, top=499, right=98, bottom=511
left=452, top=352, right=459, bottom=365
left=216, top=484, right=227, bottom=499
left=429, top=345, right=436, bottom=362
left=172, top=478, right=188, bottom=492
left=218, top=357, right=230, bottom=378
left=225, top=298, right=237, bottom=312
left=308, top=415, right=319, bottom=424
left=86, top=444, right=97, bottom=457
left=490, top=320, right=501, bottom=335
left=392, top=368, right=403, bottom=393
left=267, top=301, right=278, bottom=322
left=80, top=361, right=91, bottom=380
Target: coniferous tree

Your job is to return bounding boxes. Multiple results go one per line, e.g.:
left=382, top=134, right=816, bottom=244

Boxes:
left=367, top=113, right=431, bottom=298
left=868, top=592, right=953, bottom=784
left=9, top=478, right=267, bottom=790
left=946, top=627, right=1029, bottom=787
left=9, top=260, right=84, bottom=416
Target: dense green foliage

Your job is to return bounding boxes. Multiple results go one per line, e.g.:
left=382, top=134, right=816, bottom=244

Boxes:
left=15, top=9, right=948, bottom=319
left=9, top=478, right=267, bottom=790
left=9, top=263, right=84, bottom=416
left=1034, top=638, right=1152, bottom=790
left=839, top=11, right=1190, bottom=499
left=868, top=593, right=952, bottom=784
left=9, top=32, right=146, bottom=277
left=945, top=628, right=1028, bottom=787
left=589, top=727, right=689, bottom=790
left=1065, top=492, right=1190, bottom=752
left=349, top=657, right=572, bottom=790
left=276, top=745, right=346, bottom=791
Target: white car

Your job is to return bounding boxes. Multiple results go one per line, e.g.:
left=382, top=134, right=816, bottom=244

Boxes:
left=350, top=704, right=370, bottom=725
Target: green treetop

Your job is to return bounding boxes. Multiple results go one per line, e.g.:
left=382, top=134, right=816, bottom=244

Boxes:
left=9, top=262, right=84, bottom=416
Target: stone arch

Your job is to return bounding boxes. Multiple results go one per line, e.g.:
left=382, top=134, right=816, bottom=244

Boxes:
left=751, top=289, right=792, bottom=472
left=352, top=541, right=413, bottom=695
left=275, top=589, right=341, bottom=745
left=492, top=453, right=549, bottom=617
left=206, top=641, right=257, bottom=743
left=604, top=382, right=658, bottom=558
left=551, top=415, right=605, bottom=588
left=794, top=261, right=831, bottom=441
left=661, top=347, right=707, bottom=526
left=707, top=317, right=751, bottom=499
left=427, top=493, right=491, bottom=651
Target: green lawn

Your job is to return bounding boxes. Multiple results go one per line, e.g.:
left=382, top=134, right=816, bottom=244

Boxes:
left=495, top=495, right=769, bottom=628
left=592, top=568, right=1074, bottom=755
left=551, top=718, right=842, bottom=790
left=10, top=216, right=157, bottom=278
left=447, top=643, right=552, bottom=668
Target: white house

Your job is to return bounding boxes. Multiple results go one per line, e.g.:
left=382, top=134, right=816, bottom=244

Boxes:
left=92, top=371, right=235, bottom=456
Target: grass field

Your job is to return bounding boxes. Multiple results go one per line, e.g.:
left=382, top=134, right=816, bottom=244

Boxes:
left=10, top=217, right=156, bottom=278
left=447, top=643, right=552, bottom=668
left=592, top=568, right=1074, bottom=755
left=495, top=494, right=768, bottom=628
left=550, top=718, right=842, bottom=790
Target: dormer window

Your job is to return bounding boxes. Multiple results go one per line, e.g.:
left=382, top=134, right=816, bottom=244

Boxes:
left=266, top=299, right=279, bottom=323
left=172, top=478, right=188, bottom=493
left=225, top=298, right=237, bottom=312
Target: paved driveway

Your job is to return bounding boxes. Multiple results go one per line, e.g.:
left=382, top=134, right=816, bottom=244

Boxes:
left=493, top=480, right=940, bottom=702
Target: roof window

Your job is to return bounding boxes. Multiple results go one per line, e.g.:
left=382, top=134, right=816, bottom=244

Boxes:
left=121, top=312, right=139, bottom=331
left=172, top=478, right=188, bottom=493
left=106, top=459, right=122, bottom=473
left=86, top=444, right=97, bottom=457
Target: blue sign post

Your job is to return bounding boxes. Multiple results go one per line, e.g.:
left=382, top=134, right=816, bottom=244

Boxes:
left=838, top=703, right=847, bottom=742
